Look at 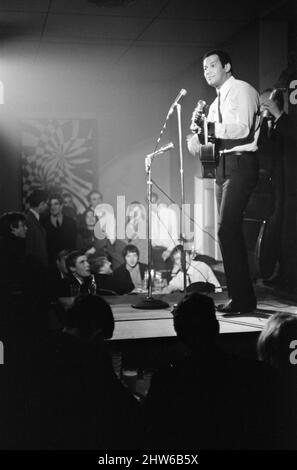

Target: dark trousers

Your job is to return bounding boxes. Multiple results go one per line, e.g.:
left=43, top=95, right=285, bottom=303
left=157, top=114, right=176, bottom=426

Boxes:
left=216, top=152, right=259, bottom=308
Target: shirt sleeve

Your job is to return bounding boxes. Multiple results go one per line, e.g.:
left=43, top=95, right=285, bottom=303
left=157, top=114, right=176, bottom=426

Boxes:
left=214, top=84, right=259, bottom=140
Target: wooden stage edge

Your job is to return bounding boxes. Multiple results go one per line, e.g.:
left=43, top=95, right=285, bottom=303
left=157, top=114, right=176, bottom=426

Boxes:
left=108, top=291, right=297, bottom=341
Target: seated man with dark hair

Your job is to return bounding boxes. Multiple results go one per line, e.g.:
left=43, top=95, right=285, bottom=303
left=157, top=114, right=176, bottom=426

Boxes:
left=64, top=250, right=97, bottom=296
left=144, top=292, right=279, bottom=449
left=113, top=244, right=147, bottom=294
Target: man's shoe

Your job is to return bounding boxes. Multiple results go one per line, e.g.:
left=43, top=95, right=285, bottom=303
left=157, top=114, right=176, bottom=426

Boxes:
left=216, top=300, right=256, bottom=316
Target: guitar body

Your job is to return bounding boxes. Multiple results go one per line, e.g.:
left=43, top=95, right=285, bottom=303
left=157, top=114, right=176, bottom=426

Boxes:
left=199, top=142, right=218, bottom=178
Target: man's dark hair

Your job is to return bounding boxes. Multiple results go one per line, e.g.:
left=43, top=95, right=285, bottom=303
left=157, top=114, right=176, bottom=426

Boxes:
left=27, top=189, right=47, bottom=208
left=66, top=250, right=86, bottom=271
left=173, top=292, right=219, bottom=350
left=0, top=211, right=26, bottom=238
left=271, top=88, right=284, bottom=112
left=122, top=244, right=139, bottom=259
left=48, top=193, right=63, bottom=205
left=170, top=244, right=190, bottom=258
left=257, top=312, right=297, bottom=370
left=89, top=256, right=110, bottom=274
left=65, top=294, right=114, bottom=340
left=56, top=249, right=71, bottom=262
left=62, top=192, right=72, bottom=199
left=203, top=50, right=233, bottom=74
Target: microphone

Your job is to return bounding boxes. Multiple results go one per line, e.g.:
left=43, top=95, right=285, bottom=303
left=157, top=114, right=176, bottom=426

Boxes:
left=146, top=142, right=174, bottom=159
left=168, top=89, right=187, bottom=116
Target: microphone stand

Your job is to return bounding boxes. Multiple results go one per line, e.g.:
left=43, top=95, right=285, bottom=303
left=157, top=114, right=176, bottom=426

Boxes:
left=176, top=104, right=187, bottom=293
left=132, top=151, right=169, bottom=310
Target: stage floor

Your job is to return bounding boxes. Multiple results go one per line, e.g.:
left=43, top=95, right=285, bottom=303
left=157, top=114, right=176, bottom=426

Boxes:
left=108, top=287, right=297, bottom=341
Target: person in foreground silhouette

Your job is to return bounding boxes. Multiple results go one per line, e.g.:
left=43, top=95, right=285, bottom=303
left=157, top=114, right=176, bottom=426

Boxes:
left=144, top=292, right=279, bottom=449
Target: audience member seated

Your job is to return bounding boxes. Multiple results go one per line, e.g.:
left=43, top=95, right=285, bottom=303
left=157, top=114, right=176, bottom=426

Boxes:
left=62, top=192, right=78, bottom=223
left=89, top=255, right=120, bottom=295
left=113, top=244, right=147, bottom=294
left=42, top=194, right=77, bottom=265
left=257, top=313, right=297, bottom=448
left=60, top=250, right=97, bottom=297
left=45, top=295, right=141, bottom=449
left=25, top=189, right=49, bottom=269
left=77, top=207, right=126, bottom=271
left=144, top=293, right=279, bottom=449
left=77, top=208, right=99, bottom=253
left=163, top=245, right=221, bottom=293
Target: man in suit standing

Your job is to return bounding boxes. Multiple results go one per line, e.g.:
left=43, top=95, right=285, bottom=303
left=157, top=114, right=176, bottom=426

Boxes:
left=42, top=194, right=77, bottom=265
left=25, top=189, right=48, bottom=270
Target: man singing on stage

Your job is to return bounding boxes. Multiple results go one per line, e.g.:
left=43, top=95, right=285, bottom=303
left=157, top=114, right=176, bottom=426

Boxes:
left=188, top=50, right=260, bottom=314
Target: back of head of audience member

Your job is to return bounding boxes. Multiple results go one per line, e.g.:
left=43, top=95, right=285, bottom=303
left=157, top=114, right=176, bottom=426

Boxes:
left=27, top=189, right=48, bottom=214
left=89, top=256, right=113, bottom=275
left=257, top=312, right=297, bottom=373
left=0, top=212, right=27, bottom=239
left=64, top=294, right=114, bottom=341
left=173, top=292, right=219, bottom=353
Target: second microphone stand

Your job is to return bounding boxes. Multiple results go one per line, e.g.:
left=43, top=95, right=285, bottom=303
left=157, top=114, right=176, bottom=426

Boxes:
left=132, top=150, right=170, bottom=310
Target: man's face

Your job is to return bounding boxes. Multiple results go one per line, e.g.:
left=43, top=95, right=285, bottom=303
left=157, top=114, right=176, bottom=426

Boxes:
left=11, top=220, right=27, bottom=238
left=72, top=255, right=90, bottom=278
left=100, top=259, right=112, bottom=275
left=203, top=54, right=230, bottom=89
left=50, top=199, right=62, bottom=217
left=125, top=251, right=138, bottom=268
left=90, top=192, right=102, bottom=209
left=63, top=196, right=72, bottom=207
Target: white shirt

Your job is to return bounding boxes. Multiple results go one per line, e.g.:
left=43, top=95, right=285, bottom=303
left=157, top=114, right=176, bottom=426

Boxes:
left=207, top=76, right=260, bottom=153
left=151, top=204, right=179, bottom=251
left=168, top=260, right=221, bottom=292
left=188, top=76, right=260, bottom=155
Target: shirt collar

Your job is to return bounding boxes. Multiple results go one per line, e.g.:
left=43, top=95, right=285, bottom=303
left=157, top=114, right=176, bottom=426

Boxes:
left=29, top=208, right=40, bottom=221
left=216, top=75, right=234, bottom=101
left=126, top=263, right=140, bottom=273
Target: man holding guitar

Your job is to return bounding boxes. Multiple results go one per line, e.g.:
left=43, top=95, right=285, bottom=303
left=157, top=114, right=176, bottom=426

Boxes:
left=188, top=50, right=260, bottom=315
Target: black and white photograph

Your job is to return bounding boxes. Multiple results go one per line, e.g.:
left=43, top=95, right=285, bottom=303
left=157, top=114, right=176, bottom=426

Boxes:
left=0, top=0, right=297, bottom=459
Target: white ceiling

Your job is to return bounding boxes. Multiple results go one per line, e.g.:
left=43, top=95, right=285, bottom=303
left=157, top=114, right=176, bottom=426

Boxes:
left=0, top=0, right=289, bottom=81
